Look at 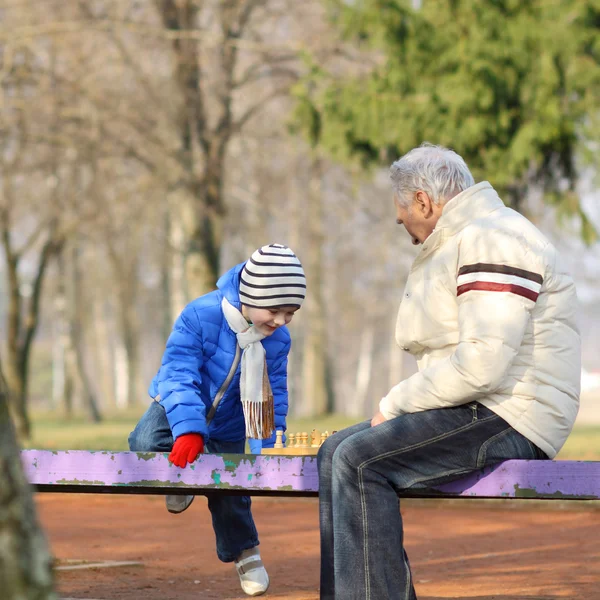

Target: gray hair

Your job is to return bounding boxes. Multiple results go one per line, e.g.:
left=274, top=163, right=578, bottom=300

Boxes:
left=390, top=143, right=475, bottom=207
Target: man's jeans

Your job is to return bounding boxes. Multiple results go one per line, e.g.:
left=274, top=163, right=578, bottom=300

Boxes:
left=317, top=402, right=547, bottom=600
left=128, top=401, right=259, bottom=562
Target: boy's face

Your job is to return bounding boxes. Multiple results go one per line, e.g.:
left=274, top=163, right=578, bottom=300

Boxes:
left=241, top=305, right=299, bottom=336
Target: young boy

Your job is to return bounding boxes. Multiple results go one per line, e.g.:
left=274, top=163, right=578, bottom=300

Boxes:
left=128, top=243, right=305, bottom=597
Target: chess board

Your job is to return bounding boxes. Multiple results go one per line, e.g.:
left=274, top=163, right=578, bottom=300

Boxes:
left=260, top=429, right=337, bottom=455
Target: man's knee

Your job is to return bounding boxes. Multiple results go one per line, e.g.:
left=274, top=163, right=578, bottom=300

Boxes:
left=317, top=435, right=336, bottom=471
left=331, top=438, right=363, bottom=474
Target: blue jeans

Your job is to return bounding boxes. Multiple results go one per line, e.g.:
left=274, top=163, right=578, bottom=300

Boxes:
left=128, top=401, right=259, bottom=562
left=317, top=402, right=547, bottom=600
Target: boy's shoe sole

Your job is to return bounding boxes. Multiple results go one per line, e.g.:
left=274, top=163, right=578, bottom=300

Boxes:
left=166, top=494, right=195, bottom=514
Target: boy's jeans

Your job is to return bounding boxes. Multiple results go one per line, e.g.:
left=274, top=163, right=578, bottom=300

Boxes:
left=128, top=401, right=259, bottom=562
left=317, top=402, right=548, bottom=600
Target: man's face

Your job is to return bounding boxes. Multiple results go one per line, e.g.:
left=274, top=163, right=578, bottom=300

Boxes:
left=394, top=192, right=441, bottom=245
left=242, top=305, right=299, bottom=336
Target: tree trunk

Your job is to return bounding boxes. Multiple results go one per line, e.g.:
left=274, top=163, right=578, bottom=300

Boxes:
left=185, top=178, right=225, bottom=299
left=3, top=228, right=61, bottom=439
left=353, top=324, right=375, bottom=418
left=113, top=279, right=141, bottom=409
left=3, top=243, right=31, bottom=438
left=166, top=188, right=191, bottom=319
left=122, top=306, right=140, bottom=408
left=54, top=251, right=76, bottom=417
left=0, top=369, right=57, bottom=600
left=50, top=304, right=65, bottom=412
left=167, top=184, right=223, bottom=306
left=114, top=341, right=129, bottom=410
left=91, top=294, right=116, bottom=411
left=56, top=243, right=102, bottom=421
left=4, top=361, right=30, bottom=440
left=185, top=212, right=223, bottom=298
left=299, top=157, right=331, bottom=417
left=70, top=243, right=102, bottom=421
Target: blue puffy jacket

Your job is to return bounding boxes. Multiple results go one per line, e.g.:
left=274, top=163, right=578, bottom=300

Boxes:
left=148, top=262, right=290, bottom=448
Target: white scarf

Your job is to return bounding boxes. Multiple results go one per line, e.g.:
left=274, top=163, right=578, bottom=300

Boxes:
left=221, top=297, right=274, bottom=439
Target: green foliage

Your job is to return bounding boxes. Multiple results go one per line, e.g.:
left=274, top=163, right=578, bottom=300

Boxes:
left=295, top=0, right=600, bottom=239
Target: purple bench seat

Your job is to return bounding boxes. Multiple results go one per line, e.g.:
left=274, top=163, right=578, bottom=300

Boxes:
left=20, top=450, right=600, bottom=500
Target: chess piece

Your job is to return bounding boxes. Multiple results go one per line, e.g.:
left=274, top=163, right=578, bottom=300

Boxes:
left=274, top=430, right=284, bottom=449
left=311, top=429, right=321, bottom=447
left=288, top=433, right=295, bottom=448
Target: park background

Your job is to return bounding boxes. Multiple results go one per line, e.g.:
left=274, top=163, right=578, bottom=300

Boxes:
left=1, top=0, right=599, bottom=454
left=1, top=2, right=600, bottom=599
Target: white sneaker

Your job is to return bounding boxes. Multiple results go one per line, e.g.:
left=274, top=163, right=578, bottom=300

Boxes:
left=234, top=547, right=270, bottom=596
left=165, top=494, right=194, bottom=514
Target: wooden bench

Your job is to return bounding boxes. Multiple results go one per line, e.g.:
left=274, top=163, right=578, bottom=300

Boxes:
left=21, top=450, right=600, bottom=500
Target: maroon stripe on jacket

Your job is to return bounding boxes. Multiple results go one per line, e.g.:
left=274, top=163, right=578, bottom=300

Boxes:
left=458, top=263, right=543, bottom=284
left=456, top=281, right=539, bottom=302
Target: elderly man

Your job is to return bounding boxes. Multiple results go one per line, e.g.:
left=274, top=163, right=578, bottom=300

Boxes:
left=317, top=143, right=581, bottom=600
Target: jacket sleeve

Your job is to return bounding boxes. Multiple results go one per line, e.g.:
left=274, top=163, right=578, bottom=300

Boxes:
left=380, top=228, right=545, bottom=418
left=261, top=334, right=291, bottom=448
left=157, top=304, right=209, bottom=440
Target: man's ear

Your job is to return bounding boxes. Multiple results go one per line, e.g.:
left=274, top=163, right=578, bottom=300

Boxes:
left=415, top=190, right=433, bottom=216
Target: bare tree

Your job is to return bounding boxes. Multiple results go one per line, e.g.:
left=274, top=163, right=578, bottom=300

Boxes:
left=0, top=168, right=64, bottom=436
left=0, top=362, right=57, bottom=600
left=149, top=0, right=299, bottom=299
left=55, top=240, right=102, bottom=420
left=0, top=0, right=423, bottom=426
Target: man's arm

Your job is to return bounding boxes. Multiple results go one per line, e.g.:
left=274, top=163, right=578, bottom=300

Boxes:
left=380, top=229, right=544, bottom=419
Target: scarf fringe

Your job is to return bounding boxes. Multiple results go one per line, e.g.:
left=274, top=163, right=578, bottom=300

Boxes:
left=242, top=399, right=275, bottom=439
left=242, top=365, right=275, bottom=439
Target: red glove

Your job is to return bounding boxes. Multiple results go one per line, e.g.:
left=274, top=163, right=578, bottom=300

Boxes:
left=169, top=433, right=204, bottom=468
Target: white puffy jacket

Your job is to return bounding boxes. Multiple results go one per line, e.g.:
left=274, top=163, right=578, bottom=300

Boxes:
left=379, top=182, right=581, bottom=458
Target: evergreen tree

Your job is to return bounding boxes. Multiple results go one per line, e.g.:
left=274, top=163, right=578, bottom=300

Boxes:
left=294, top=0, right=600, bottom=241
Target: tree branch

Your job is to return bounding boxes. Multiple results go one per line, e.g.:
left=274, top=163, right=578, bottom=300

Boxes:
left=233, top=84, right=295, bottom=133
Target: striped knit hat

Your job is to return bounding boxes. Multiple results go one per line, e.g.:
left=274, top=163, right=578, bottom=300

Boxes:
left=239, top=244, right=306, bottom=309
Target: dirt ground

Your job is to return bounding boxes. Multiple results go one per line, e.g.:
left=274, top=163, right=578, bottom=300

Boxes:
left=36, top=493, right=599, bottom=600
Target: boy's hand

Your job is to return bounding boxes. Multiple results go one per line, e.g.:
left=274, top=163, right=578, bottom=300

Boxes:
left=169, top=433, right=204, bottom=467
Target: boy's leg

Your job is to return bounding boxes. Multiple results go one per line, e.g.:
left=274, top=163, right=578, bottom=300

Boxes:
left=128, top=402, right=194, bottom=514
left=205, top=438, right=259, bottom=562
left=206, top=438, right=268, bottom=596
left=128, top=401, right=173, bottom=452
left=320, top=403, right=545, bottom=600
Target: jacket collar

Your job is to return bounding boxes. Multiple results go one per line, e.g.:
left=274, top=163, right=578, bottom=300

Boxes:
left=410, top=182, right=505, bottom=264
left=435, top=181, right=505, bottom=236
left=216, top=261, right=245, bottom=309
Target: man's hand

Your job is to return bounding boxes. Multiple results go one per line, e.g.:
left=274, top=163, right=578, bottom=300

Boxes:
left=371, top=411, right=387, bottom=427
left=169, top=433, right=204, bottom=467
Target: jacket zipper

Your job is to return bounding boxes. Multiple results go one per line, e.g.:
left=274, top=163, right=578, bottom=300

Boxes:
left=206, top=343, right=241, bottom=426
